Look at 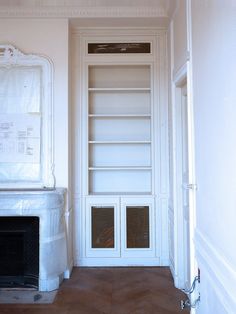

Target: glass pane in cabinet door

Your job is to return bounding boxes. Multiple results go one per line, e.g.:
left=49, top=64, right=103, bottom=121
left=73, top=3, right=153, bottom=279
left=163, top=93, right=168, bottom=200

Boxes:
left=92, top=207, right=114, bottom=248
left=126, top=206, right=149, bottom=248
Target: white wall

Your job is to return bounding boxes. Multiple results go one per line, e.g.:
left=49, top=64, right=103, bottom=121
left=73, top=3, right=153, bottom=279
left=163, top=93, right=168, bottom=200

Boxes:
left=191, top=0, right=236, bottom=312
left=169, top=0, right=236, bottom=312
left=173, top=0, right=188, bottom=74
left=0, top=19, right=74, bottom=274
left=0, top=18, right=69, bottom=202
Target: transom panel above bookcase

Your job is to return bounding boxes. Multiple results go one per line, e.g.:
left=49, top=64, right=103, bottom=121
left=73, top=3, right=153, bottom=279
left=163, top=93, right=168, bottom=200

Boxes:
left=88, top=64, right=153, bottom=195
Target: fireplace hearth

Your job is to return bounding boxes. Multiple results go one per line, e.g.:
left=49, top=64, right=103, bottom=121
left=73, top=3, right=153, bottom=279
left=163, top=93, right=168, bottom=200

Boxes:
left=0, top=216, right=39, bottom=289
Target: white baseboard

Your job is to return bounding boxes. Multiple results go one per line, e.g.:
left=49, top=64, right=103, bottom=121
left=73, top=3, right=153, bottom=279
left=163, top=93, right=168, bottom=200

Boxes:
left=169, top=261, right=177, bottom=283
left=64, top=259, right=74, bottom=279
left=159, top=257, right=170, bottom=266
left=169, top=258, right=181, bottom=288
left=195, top=229, right=236, bottom=313
left=74, top=257, right=161, bottom=267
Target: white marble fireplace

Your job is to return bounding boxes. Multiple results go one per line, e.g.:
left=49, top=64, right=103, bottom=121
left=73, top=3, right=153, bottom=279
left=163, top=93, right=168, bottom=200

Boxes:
left=0, top=188, right=67, bottom=291
left=0, top=46, right=69, bottom=291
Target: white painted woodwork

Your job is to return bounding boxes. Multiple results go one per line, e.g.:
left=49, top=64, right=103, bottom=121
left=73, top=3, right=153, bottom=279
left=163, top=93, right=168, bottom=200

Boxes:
left=180, top=83, right=191, bottom=290
left=89, top=91, right=151, bottom=115
left=72, top=28, right=169, bottom=266
left=120, top=197, right=155, bottom=258
left=85, top=197, right=120, bottom=258
left=89, top=143, right=151, bottom=167
left=0, top=0, right=177, bottom=27
left=85, top=196, right=156, bottom=263
left=88, top=63, right=152, bottom=196
left=0, top=19, right=69, bottom=200
left=89, top=117, right=151, bottom=141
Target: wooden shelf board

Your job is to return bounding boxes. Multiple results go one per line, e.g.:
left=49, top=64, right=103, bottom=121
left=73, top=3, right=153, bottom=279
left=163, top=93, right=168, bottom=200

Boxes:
left=88, top=114, right=151, bottom=118
left=89, top=167, right=152, bottom=171
left=89, top=141, right=151, bottom=144
left=88, top=87, right=151, bottom=91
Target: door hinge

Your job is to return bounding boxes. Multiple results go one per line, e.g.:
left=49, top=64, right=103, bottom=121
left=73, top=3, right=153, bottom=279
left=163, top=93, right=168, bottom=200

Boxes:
left=180, top=275, right=200, bottom=310
left=180, top=295, right=200, bottom=310
left=183, top=183, right=198, bottom=190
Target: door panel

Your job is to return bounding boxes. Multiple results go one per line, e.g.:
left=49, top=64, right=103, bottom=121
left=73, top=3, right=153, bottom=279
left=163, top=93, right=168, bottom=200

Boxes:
left=126, top=205, right=150, bottom=249
left=121, top=197, right=155, bottom=258
left=85, top=197, right=120, bottom=258
left=91, top=206, right=115, bottom=249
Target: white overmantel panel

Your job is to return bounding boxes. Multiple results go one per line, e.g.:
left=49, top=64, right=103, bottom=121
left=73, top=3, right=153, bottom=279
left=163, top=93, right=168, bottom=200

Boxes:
left=0, top=44, right=54, bottom=189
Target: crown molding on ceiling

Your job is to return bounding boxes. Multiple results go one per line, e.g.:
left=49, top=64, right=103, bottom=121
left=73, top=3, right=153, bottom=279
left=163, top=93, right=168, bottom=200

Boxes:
left=0, top=5, right=168, bottom=18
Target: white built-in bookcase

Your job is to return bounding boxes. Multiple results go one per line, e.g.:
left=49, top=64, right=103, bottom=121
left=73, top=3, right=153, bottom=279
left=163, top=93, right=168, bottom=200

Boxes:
left=72, top=29, right=169, bottom=266
left=88, top=64, right=152, bottom=195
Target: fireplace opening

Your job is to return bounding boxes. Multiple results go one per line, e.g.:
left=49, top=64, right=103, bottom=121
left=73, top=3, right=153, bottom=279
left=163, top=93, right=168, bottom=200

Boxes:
left=0, top=216, right=39, bottom=289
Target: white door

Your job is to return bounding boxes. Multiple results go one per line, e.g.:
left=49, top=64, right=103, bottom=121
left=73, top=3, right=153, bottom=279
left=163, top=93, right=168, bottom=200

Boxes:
left=173, top=74, right=199, bottom=308
left=85, top=197, right=120, bottom=258
left=84, top=196, right=156, bottom=265
left=175, top=77, right=199, bottom=310
left=181, top=84, right=191, bottom=290
left=121, top=197, right=155, bottom=258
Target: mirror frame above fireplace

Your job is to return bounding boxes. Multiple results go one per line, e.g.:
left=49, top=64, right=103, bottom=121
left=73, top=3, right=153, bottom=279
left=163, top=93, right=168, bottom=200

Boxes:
left=0, top=45, right=54, bottom=189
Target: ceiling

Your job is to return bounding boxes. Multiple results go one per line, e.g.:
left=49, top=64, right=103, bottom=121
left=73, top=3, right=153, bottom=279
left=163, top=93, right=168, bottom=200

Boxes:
left=0, top=0, right=177, bottom=27
left=0, top=0, right=174, bottom=8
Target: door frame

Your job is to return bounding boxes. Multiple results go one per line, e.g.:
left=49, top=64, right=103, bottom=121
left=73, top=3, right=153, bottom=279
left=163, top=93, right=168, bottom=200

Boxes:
left=172, top=62, right=198, bottom=294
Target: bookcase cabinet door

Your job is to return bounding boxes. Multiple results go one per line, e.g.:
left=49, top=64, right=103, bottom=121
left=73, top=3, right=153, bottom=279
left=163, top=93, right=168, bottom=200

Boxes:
left=85, top=197, right=155, bottom=260
left=121, top=197, right=155, bottom=258
left=85, top=197, right=120, bottom=258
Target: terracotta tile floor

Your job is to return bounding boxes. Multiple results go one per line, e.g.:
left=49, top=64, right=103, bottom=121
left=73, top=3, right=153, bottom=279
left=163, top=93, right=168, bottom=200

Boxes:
left=0, top=267, right=190, bottom=314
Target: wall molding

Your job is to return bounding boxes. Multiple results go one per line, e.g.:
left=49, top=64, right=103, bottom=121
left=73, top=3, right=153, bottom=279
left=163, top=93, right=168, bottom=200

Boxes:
left=172, top=49, right=190, bottom=83
left=0, top=6, right=167, bottom=18
left=172, top=62, right=187, bottom=86
left=195, top=229, right=236, bottom=312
